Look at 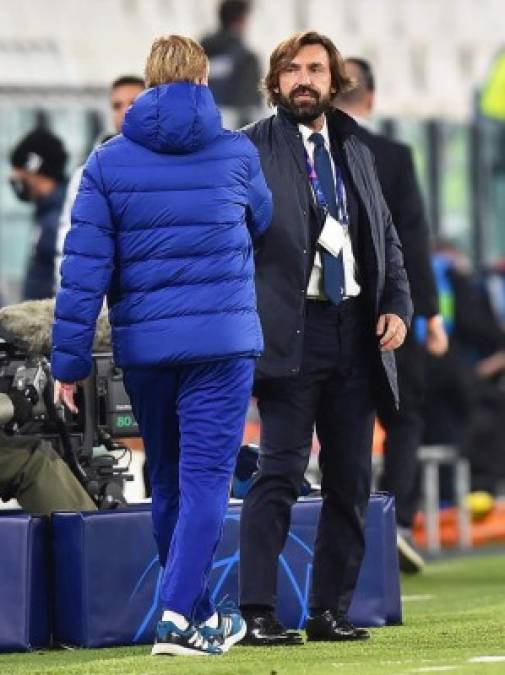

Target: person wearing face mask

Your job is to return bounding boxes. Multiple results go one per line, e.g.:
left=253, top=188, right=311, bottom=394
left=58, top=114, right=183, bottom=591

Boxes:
left=10, top=129, right=68, bottom=300
left=238, top=31, right=412, bottom=646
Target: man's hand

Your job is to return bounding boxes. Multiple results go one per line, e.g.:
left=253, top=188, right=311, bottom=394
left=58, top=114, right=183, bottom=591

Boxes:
left=425, top=314, right=449, bottom=357
left=53, top=380, right=79, bottom=414
left=376, top=313, right=407, bottom=352
left=475, top=351, right=505, bottom=379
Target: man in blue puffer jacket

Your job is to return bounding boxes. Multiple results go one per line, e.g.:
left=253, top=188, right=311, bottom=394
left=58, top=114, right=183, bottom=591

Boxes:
left=51, top=35, right=271, bottom=657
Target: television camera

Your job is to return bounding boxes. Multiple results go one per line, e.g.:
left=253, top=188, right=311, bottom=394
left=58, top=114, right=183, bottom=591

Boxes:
left=0, top=301, right=138, bottom=508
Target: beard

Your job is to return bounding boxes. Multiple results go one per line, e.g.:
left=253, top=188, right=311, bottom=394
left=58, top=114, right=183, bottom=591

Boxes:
left=277, top=85, right=333, bottom=123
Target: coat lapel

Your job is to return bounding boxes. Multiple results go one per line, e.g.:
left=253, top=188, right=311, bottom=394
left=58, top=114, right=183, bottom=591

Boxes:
left=276, top=115, right=320, bottom=219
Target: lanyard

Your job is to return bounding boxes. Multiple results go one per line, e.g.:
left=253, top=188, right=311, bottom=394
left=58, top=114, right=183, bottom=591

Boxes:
left=303, top=148, right=349, bottom=226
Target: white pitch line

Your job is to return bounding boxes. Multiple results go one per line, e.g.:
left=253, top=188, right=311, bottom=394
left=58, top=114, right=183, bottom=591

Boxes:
left=469, top=656, right=505, bottom=663
left=409, top=668, right=458, bottom=673
left=402, top=594, right=435, bottom=602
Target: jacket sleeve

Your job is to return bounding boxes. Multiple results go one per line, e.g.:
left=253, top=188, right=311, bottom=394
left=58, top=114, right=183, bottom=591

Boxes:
left=386, top=146, right=439, bottom=318
left=51, top=151, right=115, bottom=383
left=245, top=141, right=272, bottom=241
left=378, top=188, right=414, bottom=328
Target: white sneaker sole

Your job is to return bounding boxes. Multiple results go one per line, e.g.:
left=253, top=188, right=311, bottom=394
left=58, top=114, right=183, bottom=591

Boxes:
left=222, top=619, right=247, bottom=652
left=397, top=533, right=425, bottom=573
left=151, top=642, right=221, bottom=656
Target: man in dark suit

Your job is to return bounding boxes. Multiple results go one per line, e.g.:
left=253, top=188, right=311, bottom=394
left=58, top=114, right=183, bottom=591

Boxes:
left=239, top=32, right=413, bottom=646
left=335, top=58, right=449, bottom=573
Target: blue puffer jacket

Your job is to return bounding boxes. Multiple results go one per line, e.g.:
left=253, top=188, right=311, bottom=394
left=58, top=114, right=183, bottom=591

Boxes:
left=51, top=82, right=272, bottom=382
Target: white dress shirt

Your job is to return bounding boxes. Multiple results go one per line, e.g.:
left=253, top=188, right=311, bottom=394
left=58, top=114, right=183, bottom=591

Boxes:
left=298, top=120, right=360, bottom=300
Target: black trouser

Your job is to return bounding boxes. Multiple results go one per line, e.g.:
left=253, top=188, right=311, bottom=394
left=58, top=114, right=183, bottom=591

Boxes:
left=239, top=298, right=376, bottom=615
left=377, top=331, right=425, bottom=529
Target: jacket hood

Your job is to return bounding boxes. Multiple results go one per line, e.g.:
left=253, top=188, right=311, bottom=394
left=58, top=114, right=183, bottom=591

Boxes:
left=122, top=82, right=222, bottom=154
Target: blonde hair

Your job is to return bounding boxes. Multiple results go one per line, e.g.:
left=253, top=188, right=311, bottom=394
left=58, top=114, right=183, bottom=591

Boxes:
left=145, top=35, right=209, bottom=88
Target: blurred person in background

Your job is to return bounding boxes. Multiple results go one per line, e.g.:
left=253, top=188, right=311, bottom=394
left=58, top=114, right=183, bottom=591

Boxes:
left=55, top=75, right=145, bottom=283
left=482, top=258, right=505, bottom=330
left=108, top=75, right=146, bottom=133
left=201, top=0, right=261, bottom=128
left=479, top=47, right=505, bottom=122
left=425, top=241, right=505, bottom=497
left=335, top=58, right=448, bottom=574
left=9, top=129, right=68, bottom=300
left=239, top=31, right=412, bottom=646
left=51, top=34, right=271, bottom=657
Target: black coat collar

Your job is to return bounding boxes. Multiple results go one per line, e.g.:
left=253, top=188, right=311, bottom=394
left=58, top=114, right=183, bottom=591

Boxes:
left=326, top=108, right=359, bottom=141
left=276, top=105, right=358, bottom=143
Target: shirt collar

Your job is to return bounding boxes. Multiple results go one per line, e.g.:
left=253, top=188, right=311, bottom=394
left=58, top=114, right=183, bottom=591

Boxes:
left=298, top=117, right=330, bottom=148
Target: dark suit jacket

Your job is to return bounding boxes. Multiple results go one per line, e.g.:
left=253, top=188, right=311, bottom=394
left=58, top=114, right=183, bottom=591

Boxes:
left=352, top=124, right=439, bottom=319
left=244, top=108, right=413, bottom=405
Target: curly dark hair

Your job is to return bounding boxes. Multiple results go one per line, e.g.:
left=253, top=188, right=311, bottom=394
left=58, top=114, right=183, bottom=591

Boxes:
left=263, top=31, right=353, bottom=107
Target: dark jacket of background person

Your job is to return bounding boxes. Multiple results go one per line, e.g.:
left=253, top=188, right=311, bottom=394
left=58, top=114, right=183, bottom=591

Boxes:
left=352, top=126, right=438, bottom=318
left=201, top=30, right=261, bottom=107
left=52, top=82, right=272, bottom=384
left=23, top=182, right=67, bottom=300
left=243, top=108, right=413, bottom=404
left=352, top=125, right=442, bottom=531
left=201, top=29, right=261, bottom=128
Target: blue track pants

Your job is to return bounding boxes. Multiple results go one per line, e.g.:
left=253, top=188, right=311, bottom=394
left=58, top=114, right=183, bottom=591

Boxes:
left=124, top=357, right=254, bottom=622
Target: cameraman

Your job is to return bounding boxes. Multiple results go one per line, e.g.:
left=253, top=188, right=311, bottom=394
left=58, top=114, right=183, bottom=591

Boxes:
left=0, top=429, right=96, bottom=515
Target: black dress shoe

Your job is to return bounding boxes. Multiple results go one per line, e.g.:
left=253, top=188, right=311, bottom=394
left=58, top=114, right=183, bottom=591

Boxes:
left=306, top=610, right=370, bottom=642
left=241, top=612, right=304, bottom=646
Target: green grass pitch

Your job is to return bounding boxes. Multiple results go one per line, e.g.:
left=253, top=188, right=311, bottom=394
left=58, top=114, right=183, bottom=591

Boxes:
left=1, top=553, right=504, bottom=674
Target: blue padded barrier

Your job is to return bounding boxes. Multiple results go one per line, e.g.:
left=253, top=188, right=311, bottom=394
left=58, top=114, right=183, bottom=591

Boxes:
left=51, top=494, right=401, bottom=647
left=0, top=513, right=50, bottom=652
left=349, top=493, right=402, bottom=626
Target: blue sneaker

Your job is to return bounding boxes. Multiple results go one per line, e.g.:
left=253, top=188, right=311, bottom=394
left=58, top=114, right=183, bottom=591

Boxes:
left=200, top=606, right=247, bottom=652
left=151, top=620, right=223, bottom=656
